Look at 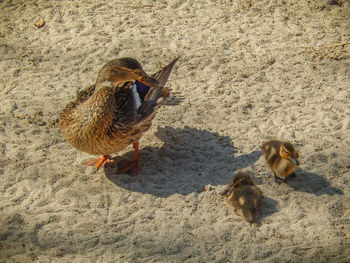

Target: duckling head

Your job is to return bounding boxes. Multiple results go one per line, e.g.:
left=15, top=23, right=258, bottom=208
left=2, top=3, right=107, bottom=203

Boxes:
left=231, top=171, right=255, bottom=188
left=97, top=57, right=159, bottom=89
left=221, top=172, right=254, bottom=197
left=280, top=142, right=300, bottom=165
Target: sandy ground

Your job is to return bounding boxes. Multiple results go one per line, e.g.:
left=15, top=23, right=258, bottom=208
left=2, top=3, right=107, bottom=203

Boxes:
left=1, top=0, right=350, bottom=262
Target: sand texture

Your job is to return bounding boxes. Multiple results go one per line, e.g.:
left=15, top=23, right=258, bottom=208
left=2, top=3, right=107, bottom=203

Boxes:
left=1, top=0, right=350, bottom=262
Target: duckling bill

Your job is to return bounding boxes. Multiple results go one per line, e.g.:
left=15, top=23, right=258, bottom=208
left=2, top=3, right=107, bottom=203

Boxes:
left=221, top=171, right=263, bottom=223
left=59, top=57, right=179, bottom=176
left=261, top=140, right=300, bottom=181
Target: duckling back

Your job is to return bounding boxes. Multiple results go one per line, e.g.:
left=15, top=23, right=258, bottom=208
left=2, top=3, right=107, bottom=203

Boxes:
left=261, top=140, right=300, bottom=180
left=228, top=186, right=263, bottom=223
left=222, top=172, right=263, bottom=223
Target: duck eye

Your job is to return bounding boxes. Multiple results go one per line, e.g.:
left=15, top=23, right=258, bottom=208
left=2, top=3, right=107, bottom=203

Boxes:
left=282, top=148, right=290, bottom=155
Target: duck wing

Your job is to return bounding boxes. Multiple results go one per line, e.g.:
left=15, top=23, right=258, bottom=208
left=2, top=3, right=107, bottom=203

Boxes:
left=110, top=58, right=179, bottom=129
left=146, top=57, right=179, bottom=101
left=137, top=57, right=179, bottom=119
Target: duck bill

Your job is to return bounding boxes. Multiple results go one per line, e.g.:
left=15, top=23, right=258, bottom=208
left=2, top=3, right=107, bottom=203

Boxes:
left=226, top=186, right=234, bottom=196
left=138, top=73, right=159, bottom=88
left=291, top=157, right=300, bottom=166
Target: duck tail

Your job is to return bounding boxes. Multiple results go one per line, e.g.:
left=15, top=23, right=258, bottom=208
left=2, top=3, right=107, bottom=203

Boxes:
left=242, top=207, right=255, bottom=223
left=146, top=57, right=179, bottom=101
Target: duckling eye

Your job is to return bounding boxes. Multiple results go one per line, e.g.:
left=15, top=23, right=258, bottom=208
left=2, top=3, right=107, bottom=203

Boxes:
left=280, top=148, right=291, bottom=159
left=282, top=147, right=290, bottom=155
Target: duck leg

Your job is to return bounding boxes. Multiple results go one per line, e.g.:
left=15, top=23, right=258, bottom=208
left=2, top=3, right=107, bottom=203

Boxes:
left=274, top=173, right=287, bottom=184
left=289, top=172, right=297, bottom=178
left=118, top=141, right=140, bottom=177
left=86, top=154, right=112, bottom=170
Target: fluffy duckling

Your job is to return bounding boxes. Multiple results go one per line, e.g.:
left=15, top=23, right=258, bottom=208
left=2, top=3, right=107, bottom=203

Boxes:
left=59, top=57, right=178, bottom=176
left=221, top=171, right=263, bottom=223
left=261, top=140, right=300, bottom=181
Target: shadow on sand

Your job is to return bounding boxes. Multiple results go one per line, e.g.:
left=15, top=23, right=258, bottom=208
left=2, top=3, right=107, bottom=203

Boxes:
left=286, top=169, right=343, bottom=196
left=258, top=196, right=278, bottom=224
left=104, top=126, right=261, bottom=197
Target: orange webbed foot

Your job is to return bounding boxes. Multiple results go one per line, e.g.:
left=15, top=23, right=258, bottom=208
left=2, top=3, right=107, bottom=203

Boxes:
left=86, top=155, right=112, bottom=170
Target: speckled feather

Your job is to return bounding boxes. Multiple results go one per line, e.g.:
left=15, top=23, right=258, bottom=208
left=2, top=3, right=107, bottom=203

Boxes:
left=261, top=140, right=299, bottom=179
left=221, top=171, right=263, bottom=223
left=59, top=58, right=178, bottom=156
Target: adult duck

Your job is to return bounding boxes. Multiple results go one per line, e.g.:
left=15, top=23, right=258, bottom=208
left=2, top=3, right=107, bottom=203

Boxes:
left=59, top=57, right=178, bottom=176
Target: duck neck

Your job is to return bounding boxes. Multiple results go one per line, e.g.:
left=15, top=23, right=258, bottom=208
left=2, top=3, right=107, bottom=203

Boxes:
left=95, top=80, right=114, bottom=92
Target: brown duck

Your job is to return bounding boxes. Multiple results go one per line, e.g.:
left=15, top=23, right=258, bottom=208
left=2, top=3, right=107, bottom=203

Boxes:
left=261, top=140, right=300, bottom=181
left=59, top=57, right=178, bottom=176
left=221, top=171, right=263, bottom=223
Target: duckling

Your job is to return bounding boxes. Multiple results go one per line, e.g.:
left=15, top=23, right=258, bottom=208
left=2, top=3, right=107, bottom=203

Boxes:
left=221, top=171, right=263, bottom=223
left=261, top=140, right=300, bottom=181
left=59, top=57, right=178, bottom=176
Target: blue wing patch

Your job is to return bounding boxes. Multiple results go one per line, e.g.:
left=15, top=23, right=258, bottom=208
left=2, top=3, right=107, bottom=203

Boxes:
left=135, top=81, right=151, bottom=102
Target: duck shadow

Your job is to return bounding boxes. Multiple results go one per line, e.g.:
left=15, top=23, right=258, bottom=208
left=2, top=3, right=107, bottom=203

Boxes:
left=286, top=169, right=343, bottom=196
left=258, top=196, right=278, bottom=223
left=104, top=126, right=261, bottom=197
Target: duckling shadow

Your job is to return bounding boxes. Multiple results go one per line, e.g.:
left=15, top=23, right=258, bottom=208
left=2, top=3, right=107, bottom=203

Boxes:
left=104, top=126, right=261, bottom=197
left=258, top=196, right=278, bottom=223
left=286, top=169, right=343, bottom=196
